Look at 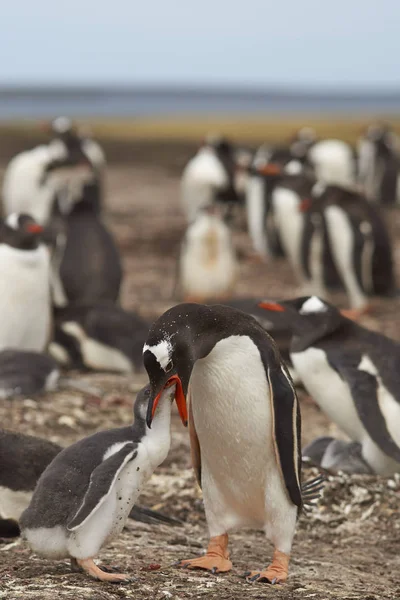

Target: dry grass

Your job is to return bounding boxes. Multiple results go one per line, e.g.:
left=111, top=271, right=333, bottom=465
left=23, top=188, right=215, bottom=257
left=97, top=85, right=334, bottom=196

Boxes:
left=2, top=115, right=400, bottom=145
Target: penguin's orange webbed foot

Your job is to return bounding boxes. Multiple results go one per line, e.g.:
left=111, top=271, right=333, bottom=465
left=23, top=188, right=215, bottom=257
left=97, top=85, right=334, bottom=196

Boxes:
left=179, top=534, right=232, bottom=573
left=76, top=558, right=134, bottom=583
left=340, top=305, right=373, bottom=321
left=245, top=549, right=289, bottom=585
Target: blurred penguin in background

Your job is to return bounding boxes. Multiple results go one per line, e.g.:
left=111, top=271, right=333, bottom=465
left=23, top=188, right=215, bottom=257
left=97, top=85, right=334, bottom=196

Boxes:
left=0, top=214, right=51, bottom=352
left=2, top=122, right=96, bottom=226
left=181, top=134, right=241, bottom=223
left=177, top=205, right=238, bottom=303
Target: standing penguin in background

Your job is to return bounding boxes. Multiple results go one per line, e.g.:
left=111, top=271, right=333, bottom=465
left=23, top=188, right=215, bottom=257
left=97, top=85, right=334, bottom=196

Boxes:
left=144, top=303, right=323, bottom=584
left=50, top=182, right=122, bottom=308
left=0, top=214, right=51, bottom=352
left=181, top=134, right=241, bottom=223
left=20, top=383, right=182, bottom=582
left=259, top=296, right=400, bottom=476
left=177, top=205, right=238, bottom=303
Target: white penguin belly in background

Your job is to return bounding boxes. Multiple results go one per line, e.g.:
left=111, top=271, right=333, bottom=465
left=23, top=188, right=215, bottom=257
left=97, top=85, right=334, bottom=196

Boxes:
left=0, top=244, right=51, bottom=352
left=190, top=336, right=297, bottom=537
left=179, top=213, right=237, bottom=301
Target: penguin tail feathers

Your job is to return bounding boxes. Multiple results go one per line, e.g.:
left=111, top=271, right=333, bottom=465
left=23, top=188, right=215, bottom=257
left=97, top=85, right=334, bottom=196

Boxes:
left=301, top=475, right=326, bottom=513
left=0, top=518, right=21, bottom=538
left=129, top=505, right=183, bottom=526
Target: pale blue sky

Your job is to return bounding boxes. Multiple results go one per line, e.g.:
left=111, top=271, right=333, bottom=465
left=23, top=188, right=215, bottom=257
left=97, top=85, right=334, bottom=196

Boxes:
left=2, top=0, right=399, bottom=88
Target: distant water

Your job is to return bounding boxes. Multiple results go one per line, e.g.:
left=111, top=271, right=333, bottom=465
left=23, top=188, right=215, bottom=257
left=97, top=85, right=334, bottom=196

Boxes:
left=0, top=87, right=400, bottom=119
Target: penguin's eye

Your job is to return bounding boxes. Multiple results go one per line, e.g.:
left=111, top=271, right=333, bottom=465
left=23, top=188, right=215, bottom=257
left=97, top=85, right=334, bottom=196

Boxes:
left=164, top=360, right=173, bottom=373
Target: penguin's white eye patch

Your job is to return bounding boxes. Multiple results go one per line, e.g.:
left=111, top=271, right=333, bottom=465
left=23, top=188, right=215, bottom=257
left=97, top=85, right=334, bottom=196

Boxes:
left=300, top=296, right=328, bottom=315
left=143, top=340, right=173, bottom=371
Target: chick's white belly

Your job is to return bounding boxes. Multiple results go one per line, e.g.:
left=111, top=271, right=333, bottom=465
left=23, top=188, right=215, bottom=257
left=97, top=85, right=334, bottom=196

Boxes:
left=67, top=445, right=152, bottom=559
left=190, top=335, right=277, bottom=529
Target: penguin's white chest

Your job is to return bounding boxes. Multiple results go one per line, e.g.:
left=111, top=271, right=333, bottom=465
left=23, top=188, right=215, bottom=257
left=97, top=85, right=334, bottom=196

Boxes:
left=189, top=335, right=282, bottom=530
left=0, top=245, right=51, bottom=352
left=272, top=188, right=304, bottom=273
left=291, top=347, right=365, bottom=441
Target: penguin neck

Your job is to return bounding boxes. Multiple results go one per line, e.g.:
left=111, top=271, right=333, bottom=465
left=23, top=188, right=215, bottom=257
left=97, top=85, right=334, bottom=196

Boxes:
left=142, top=396, right=172, bottom=468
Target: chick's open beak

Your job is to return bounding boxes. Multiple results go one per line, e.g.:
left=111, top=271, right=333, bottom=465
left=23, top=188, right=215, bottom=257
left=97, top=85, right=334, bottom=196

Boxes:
left=146, top=375, right=188, bottom=429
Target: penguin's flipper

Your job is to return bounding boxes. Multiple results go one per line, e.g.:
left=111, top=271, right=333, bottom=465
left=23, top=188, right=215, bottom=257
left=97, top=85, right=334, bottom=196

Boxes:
left=67, top=443, right=138, bottom=532
left=266, top=365, right=302, bottom=508
left=188, top=393, right=202, bottom=487
left=328, top=354, right=400, bottom=464
left=0, top=518, right=20, bottom=538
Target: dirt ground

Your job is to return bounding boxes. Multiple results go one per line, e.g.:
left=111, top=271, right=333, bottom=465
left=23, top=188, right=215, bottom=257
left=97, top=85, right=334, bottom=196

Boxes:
left=0, top=149, right=400, bottom=600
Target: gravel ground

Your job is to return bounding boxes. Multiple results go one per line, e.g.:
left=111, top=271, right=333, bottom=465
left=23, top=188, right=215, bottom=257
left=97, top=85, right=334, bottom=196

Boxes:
left=0, top=152, right=400, bottom=599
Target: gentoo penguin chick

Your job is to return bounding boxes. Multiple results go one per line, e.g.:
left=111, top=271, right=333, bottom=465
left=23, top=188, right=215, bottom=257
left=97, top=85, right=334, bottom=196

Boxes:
left=0, top=428, right=180, bottom=538
left=49, top=304, right=150, bottom=373
left=50, top=182, right=122, bottom=308
left=259, top=296, right=400, bottom=475
left=144, top=303, right=324, bottom=584
left=20, top=383, right=179, bottom=583
left=0, top=350, right=59, bottom=399
left=178, top=206, right=238, bottom=303
left=0, top=214, right=51, bottom=352
left=302, top=437, right=373, bottom=475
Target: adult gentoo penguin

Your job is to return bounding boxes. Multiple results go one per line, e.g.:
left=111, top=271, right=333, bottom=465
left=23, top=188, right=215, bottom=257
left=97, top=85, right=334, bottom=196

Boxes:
left=143, top=303, right=323, bottom=584
left=20, top=383, right=178, bottom=582
left=0, top=214, right=51, bottom=352
left=178, top=205, right=238, bottom=302
left=259, top=296, right=400, bottom=475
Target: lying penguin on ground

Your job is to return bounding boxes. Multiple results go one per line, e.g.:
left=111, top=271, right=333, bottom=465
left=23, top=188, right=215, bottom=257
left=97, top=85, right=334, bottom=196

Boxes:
left=0, top=428, right=180, bottom=539
left=49, top=303, right=150, bottom=373
left=144, top=303, right=324, bottom=584
left=259, top=295, right=400, bottom=475
left=0, top=350, right=59, bottom=399
left=302, top=436, right=373, bottom=475
left=20, top=383, right=182, bottom=582
left=177, top=205, right=238, bottom=303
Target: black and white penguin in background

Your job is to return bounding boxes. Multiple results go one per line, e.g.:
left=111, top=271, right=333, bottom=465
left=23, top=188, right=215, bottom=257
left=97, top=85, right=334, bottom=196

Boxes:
left=2, top=131, right=95, bottom=226
left=49, top=303, right=150, bottom=373
left=144, top=303, right=323, bottom=584
left=49, top=182, right=122, bottom=308
left=259, top=296, right=400, bottom=476
left=357, top=122, right=400, bottom=205
left=0, top=214, right=51, bottom=352
left=181, top=134, right=242, bottom=223
left=0, top=427, right=180, bottom=539
left=177, top=205, right=238, bottom=303
left=300, top=184, right=395, bottom=318
left=290, top=127, right=356, bottom=187
left=20, top=383, right=180, bottom=582
left=0, top=350, right=59, bottom=400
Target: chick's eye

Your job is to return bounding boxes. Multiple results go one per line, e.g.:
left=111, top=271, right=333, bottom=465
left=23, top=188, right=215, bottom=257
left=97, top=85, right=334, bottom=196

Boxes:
left=164, top=360, right=173, bottom=373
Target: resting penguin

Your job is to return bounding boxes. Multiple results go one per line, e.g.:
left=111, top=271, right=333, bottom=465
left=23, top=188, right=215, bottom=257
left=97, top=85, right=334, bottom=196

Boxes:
left=0, top=428, right=181, bottom=538
left=0, top=214, right=51, bottom=352
left=177, top=205, right=238, bottom=303
left=50, top=182, right=122, bottom=308
left=259, top=296, right=400, bottom=476
left=302, top=436, right=373, bottom=475
left=49, top=303, right=150, bottom=373
left=0, top=350, right=59, bottom=399
left=20, top=383, right=181, bottom=582
left=143, top=303, right=324, bottom=584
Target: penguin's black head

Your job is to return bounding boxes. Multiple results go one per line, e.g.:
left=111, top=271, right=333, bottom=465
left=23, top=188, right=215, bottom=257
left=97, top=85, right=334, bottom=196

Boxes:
left=259, top=296, right=346, bottom=347
left=0, top=214, right=44, bottom=250
left=142, top=304, right=207, bottom=429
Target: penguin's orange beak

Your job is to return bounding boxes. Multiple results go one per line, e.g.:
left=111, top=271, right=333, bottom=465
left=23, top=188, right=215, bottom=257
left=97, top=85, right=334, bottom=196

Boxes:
left=259, top=301, right=286, bottom=312
left=150, top=375, right=188, bottom=427
left=26, top=223, right=44, bottom=234
left=258, top=163, right=281, bottom=176
left=299, top=198, right=312, bottom=212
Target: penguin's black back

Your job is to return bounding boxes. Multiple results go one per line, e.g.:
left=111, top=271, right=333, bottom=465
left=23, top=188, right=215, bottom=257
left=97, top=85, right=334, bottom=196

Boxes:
left=59, top=200, right=122, bottom=306
left=0, top=430, right=61, bottom=492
